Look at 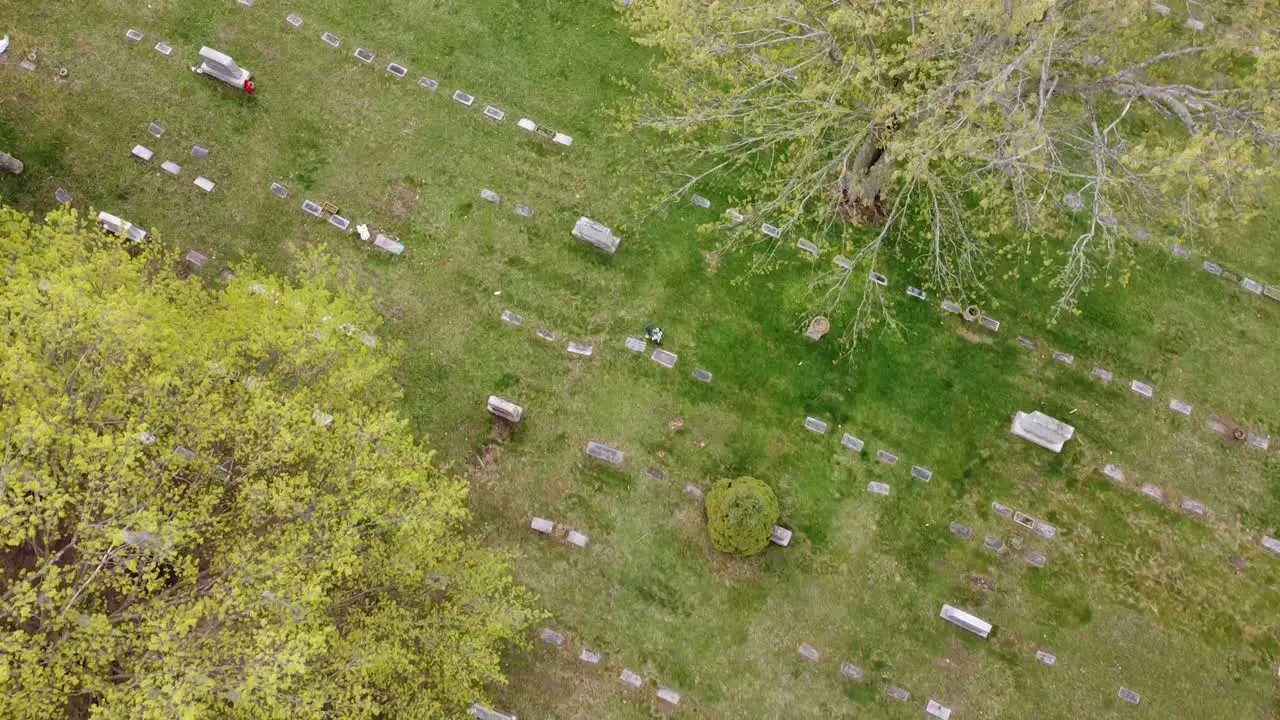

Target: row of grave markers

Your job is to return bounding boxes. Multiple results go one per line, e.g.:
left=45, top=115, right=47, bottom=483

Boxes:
left=802, top=415, right=934, bottom=496
left=128, top=121, right=217, bottom=193
left=533, top=625, right=685, bottom=710
left=792, top=640, right=954, bottom=718
left=275, top=11, right=574, bottom=147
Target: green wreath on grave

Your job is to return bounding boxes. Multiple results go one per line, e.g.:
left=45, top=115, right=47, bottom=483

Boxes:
left=704, top=476, right=780, bottom=556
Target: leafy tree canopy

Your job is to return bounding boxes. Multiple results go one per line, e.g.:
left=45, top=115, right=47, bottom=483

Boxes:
left=0, top=207, right=537, bottom=719
left=629, top=0, right=1280, bottom=334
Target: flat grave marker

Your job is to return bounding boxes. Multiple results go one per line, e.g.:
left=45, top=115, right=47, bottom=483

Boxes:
left=803, top=416, right=828, bottom=435
left=500, top=309, right=522, bottom=326
left=692, top=368, right=713, bottom=383
left=184, top=250, right=208, bottom=268
left=840, top=433, right=864, bottom=452
left=270, top=182, right=288, bottom=199
left=567, top=341, right=593, bottom=357
left=354, top=48, right=375, bottom=63
left=1027, top=551, right=1047, bottom=568
left=619, top=669, right=643, bottom=689
left=147, top=122, right=164, bottom=138
left=683, top=483, right=703, bottom=500
left=833, top=255, right=853, bottom=270
left=321, top=32, right=341, bottom=47
left=155, top=42, right=173, bottom=56
left=867, top=481, right=891, bottom=496
left=797, top=644, right=819, bottom=661
left=514, top=203, right=534, bottom=218
left=566, top=530, right=588, bottom=547
left=1260, top=536, right=1280, bottom=555
left=939, top=604, right=992, bottom=638
left=1091, top=367, right=1114, bottom=382
left=585, top=440, right=623, bottom=465
left=911, top=466, right=933, bottom=482
left=1034, top=520, right=1057, bottom=539
left=302, top=200, right=324, bottom=217
left=1242, top=277, right=1264, bottom=295
left=796, top=239, right=819, bottom=257
left=868, top=271, right=888, bottom=286
left=55, top=188, right=72, bottom=204
left=483, top=105, right=505, bottom=121
left=984, top=536, right=1005, bottom=553
left=453, top=90, right=476, bottom=107
left=1130, top=379, right=1154, bottom=398
left=419, top=76, right=439, bottom=91
left=193, top=176, right=215, bottom=193
left=1118, top=687, right=1141, bottom=705
left=657, top=688, right=681, bottom=706
left=651, top=348, right=678, bottom=368
left=907, top=286, right=926, bottom=300
left=161, top=161, right=181, bottom=175
left=1102, top=464, right=1125, bottom=482
left=539, top=627, right=566, bottom=648
left=949, top=522, right=972, bottom=539
left=625, top=337, right=647, bottom=353
left=1016, top=336, right=1036, bottom=350
left=1207, top=418, right=1228, bottom=435
left=926, top=700, right=952, bottom=720
left=1181, top=498, right=1206, bottom=516
left=480, top=189, right=501, bottom=204
left=770, top=526, right=792, bottom=546
left=1171, top=244, right=1190, bottom=259
left=876, top=449, right=898, bottom=465
left=1052, top=351, right=1074, bottom=365
left=992, top=501, right=1012, bottom=517
left=941, top=300, right=962, bottom=314
left=328, top=214, right=351, bottom=231
left=286, top=13, right=304, bottom=27
left=1036, top=650, right=1057, bottom=666
left=535, top=328, right=556, bottom=343
left=191, top=145, right=210, bottom=158
left=725, top=209, right=744, bottom=223
left=840, top=662, right=864, bottom=681
left=1140, top=484, right=1165, bottom=502
left=530, top=517, right=554, bottom=534
left=385, top=64, right=406, bottom=78
left=579, top=649, right=600, bottom=664
left=647, top=467, right=668, bottom=482
left=1169, top=398, right=1193, bottom=416
left=1202, top=260, right=1222, bottom=275
left=131, top=145, right=154, bottom=162
left=886, top=686, right=910, bottom=702
left=690, top=194, right=711, bottom=209
left=760, top=222, right=781, bottom=238
left=1247, top=432, right=1270, bottom=450
left=979, top=315, right=1001, bottom=331
left=126, top=29, right=144, bottom=42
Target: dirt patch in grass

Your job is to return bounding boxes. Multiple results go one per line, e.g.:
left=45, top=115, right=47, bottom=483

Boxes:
left=382, top=183, right=420, bottom=221
left=956, top=327, right=995, bottom=344
left=701, top=250, right=721, bottom=273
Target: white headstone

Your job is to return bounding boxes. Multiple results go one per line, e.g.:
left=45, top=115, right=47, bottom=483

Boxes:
left=1129, top=380, right=1154, bottom=398
left=585, top=441, right=623, bottom=465
left=131, top=145, right=154, bottom=161
left=486, top=395, right=524, bottom=422
left=803, top=417, right=828, bottom=435
left=161, top=161, right=181, bottom=175
left=867, top=481, right=891, bottom=496
left=1052, top=351, right=1074, bottom=365
left=321, top=32, right=341, bottom=47
left=1035, top=649, right=1057, bottom=665
left=1011, top=411, right=1075, bottom=452
left=926, top=700, right=952, bottom=720
left=531, top=517, right=554, bottom=534
left=1091, top=367, right=1113, bottom=382
left=876, top=449, right=898, bottom=465
left=760, top=223, right=781, bottom=238
left=939, top=604, right=991, bottom=638
left=1169, top=398, right=1193, bottom=416
left=651, top=349, right=677, bottom=368
left=566, top=530, right=588, bottom=547
left=501, top=309, right=522, bottom=326
left=657, top=687, right=681, bottom=705
left=286, top=13, right=304, bottom=27
left=483, top=105, right=505, bottom=121
left=625, top=337, right=647, bottom=353
left=567, top=341, right=593, bottom=357
left=579, top=648, right=600, bottom=664
left=197, top=47, right=251, bottom=86
left=797, top=644, right=819, bottom=661
left=572, top=216, right=619, bottom=253
left=194, top=176, right=216, bottom=193
left=452, top=90, right=475, bottom=106
left=770, top=526, right=792, bottom=546
left=840, top=433, right=864, bottom=452
left=620, top=669, right=643, bottom=688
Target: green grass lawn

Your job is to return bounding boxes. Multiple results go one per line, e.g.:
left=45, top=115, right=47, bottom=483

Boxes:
left=3, top=1, right=1279, bottom=717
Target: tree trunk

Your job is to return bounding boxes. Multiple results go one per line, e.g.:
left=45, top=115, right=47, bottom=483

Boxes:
left=833, top=138, right=889, bottom=225
left=0, top=152, right=23, bottom=175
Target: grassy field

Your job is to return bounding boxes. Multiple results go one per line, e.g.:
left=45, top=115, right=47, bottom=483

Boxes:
left=3, top=1, right=1279, bottom=718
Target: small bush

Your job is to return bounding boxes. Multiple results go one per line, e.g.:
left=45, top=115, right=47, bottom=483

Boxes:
left=704, top=476, right=780, bottom=556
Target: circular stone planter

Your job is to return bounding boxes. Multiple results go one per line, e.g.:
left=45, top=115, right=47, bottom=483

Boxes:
left=963, top=305, right=981, bottom=322
left=805, top=316, right=830, bottom=341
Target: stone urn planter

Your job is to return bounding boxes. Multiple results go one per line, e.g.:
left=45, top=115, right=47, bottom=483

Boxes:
left=804, top=316, right=830, bottom=341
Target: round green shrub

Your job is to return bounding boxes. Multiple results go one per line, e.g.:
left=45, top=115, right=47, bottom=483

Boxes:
left=704, top=476, right=780, bottom=556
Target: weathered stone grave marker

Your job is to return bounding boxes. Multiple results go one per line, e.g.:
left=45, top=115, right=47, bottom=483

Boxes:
left=470, top=704, right=516, bottom=720
left=797, top=644, right=819, bottom=661
left=480, top=189, right=501, bottom=204
left=1202, top=260, right=1222, bottom=275
left=1026, top=551, right=1047, bottom=568
left=1052, top=351, right=1074, bottom=365
left=500, top=309, right=522, bottom=326
left=321, top=32, right=341, bottom=47
left=770, top=526, right=792, bottom=546
left=911, top=466, right=932, bottom=482
left=328, top=214, right=350, bottom=231
left=907, top=286, right=926, bottom=300
left=1181, top=498, right=1206, bottom=516
left=979, top=315, right=1000, bottom=331
left=950, top=522, right=972, bottom=539
left=869, top=271, right=888, bottom=286
left=173, top=446, right=197, bottom=462
left=155, top=42, right=173, bottom=56
left=1036, top=650, right=1056, bottom=665
left=131, top=145, right=154, bottom=162
left=840, top=662, right=864, bottom=681
left=796, top=239, right=818, bottom=257
left=1247, top=432, right=1270, bottom=450
left=486, top=395, right=523, bottom=423
left=535, top=328, right=556, bottom=343
left=833, top=255, right=853, bottom=270
left=867, top=481, right=891, bottom=496
left=690, top=194, right=711, bottom=209
left=1091, top=367, right=1113, bottom=382
left=191, top=145, right=210, bottom=157
left=1259, top=536, right=1280, bottom=555
left=419, top=77, right=439, bottom=91
left=651, top=348, right=678, bottom=368
left=992, top=501, right=1012, bottom=517
left=1129, top=379, right=1154, bottom=398
left=585, top=440, right=623, bottom=465
left=1169, top=398, right=1193, bottom=416
left=926, top=700, right=952, bottom=720
left=194, top=176, right=215, bottom=193
left=803, top=417, right=828, bottom=435
left=1011, top=411, right=1074, bottom=452
left=286, top=13, right=304, bottom=27
left=530, top=517, right=554, bottom=534
left=1102, top=464, right=1124, bottom=482
left=940, top=604, right=991, bottom=638
left=876, top=449, right=898, bottom=464
left=572, top=216, right=619, bottom=253
left=161, top=161, right=181, bottom=175
left=453, top=90, right=475, bottom=106
left=1140, top=484, right=1165, bottom=502
left=270, top=182, right=288, bottom=199
left=692, top=368, right=713, bottom=383
left=354, top=48, right=375, bottom=64
left=1171, top=245, right=1190, bottom=259
left=126, top=29, right=144, bottom=42
left=566, top=530, right=588, bottom=547
left=840, top=433, right=864, bottom=452
left=390, top=63, right=413, bottom=79
left=1016, top=336, right=1036, bottom=350
left=657, top=688, right=681, bottom=705
left=625, top=337, right=647, bottom=353
left=1242, top=277, right=1264, bottom=295
left=619, top=669, right=643, bottom=688
left=1034, top=520, right=1057, bottom=539
left=984, top=536, right=1005, bottom=554
left=886, top=685, right=910, bottom=702
left=941, top=300, right=962, bottom=314
left=313, top=410, right=334, bottom=427
left=148, top=122, right=164, bottom=138
left=184, top=250, right=208, bottom=269
left=539, top=627, right=566, bottom=648
left=1118, top=687, right=1141, bottom=705
left=725, top=209, right=744, bottom=223
left=683, top=483, right=703, bottom=500
left=483, top=105, right=505, bottom=121
left=567, top=341, right=593, bottom=357
left=647, top=467, right=668, bottom=482
left=760, top=222, right=781, bottom=238
left=55, top=188, right=71, bottom=204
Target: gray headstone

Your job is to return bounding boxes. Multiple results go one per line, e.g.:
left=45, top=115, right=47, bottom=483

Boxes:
left=619, top=669, right=643, bottom=688
left=55, top=188, right=72, bottom=204
left=193, top=176, right=215, bottom=193
left=173, top=446, right=197, bottom=462
left=419, top=77, right=439, bottom=91
left=887, top=685, right=910, bottom=702
left=453, top=90, right=475, bottom=106
left=979, top=316, right=1000, bottom=332
left=796, top=239, right=818, bottom=257
left=579, top=649, right=600, bottom=664
left=191, top=145, right=210, bottom=158
left=840, top=662, right=864, bottom=681
left=1140, top=484, right=1165, bottom=502
left=724, top=209, right=744, bottom=223
left=566, top=341, right=593, bottom=357
left=1129, top=380, right=1154, bottom=398
left=1052, top=351, right=1074, bottom=365
left=1247, top=432, right=1270, bottom=450
left=302, top=200, right=323, bottom=217
left=690, top=194, right=711, bottom=209
left=161, top=161, right=181, bottom=175
left=797, top=643, right=819, bottom=661
left=868, top=271, right=888, bottom=286
left=692, top=368, right=713, bottom=383
left=625, top=337, right=647, bottom=353
left=286, top=13, right=304, bottom=27
left=515, top=203, right=534, bottom=218
left=992, top=501, right=1012, bottom=517
left=1169, top=398, right=1193, bottom=416
left=949, top=522, right=972, bottom=539
left=1202, top=260, right=1222, bottom=275
left=770, top=525, right=792, bottom=546
left=321, top=32, right=341, bottom=47
left=1260, top=536, right=1280, bottom=555
left=566, top=530, right=588, bottom=547
left=1026, top=551, right=1047, bottom=567
left=1102, top=464, right=1125, bottom=482
left=535, top=328, right=556, bottom=342
left=984, top=536, right=1005, bottom=553
left=1035, top=650, right=1056, bottom=666
left=911, top=466, right=933, bottom=482
left=148, top=122, right=164, bottom=138
left=1206, top=418, right=1228, bottom=435
left=907, top=286, right=927, bottom=300
left=126, top=29, right=144, bottom=41
left=1033, top=520, right=1057, bottom=539
left=1171, top=245, right=1190, bottom=259
left=941, top=300, right=962, bottom=314
left=500, top=309, right=522, bottom=326
left=651, top=349, right=678, bottom=368
left=657, top=687, right=681, bottom=706
left=876, top=449, right=898, bottom=465
left=540, top=627, right=566, bottom=648
left=760, top=223, right=781, bottom=238
left=867, top=481, right=891, bottom=496
left=840, top=433, right=864, bottom=452
left=803, top=417, right=828, bottom=435
left=155, top=42, right=173, bottom=56
left=480, top=189, right=501, bottom=204
left=481, top=104, right=504, bottom=121
left=185, top=250, right=209, bottom=268
left=1118, top=687, right=1140, bottom=705
left=470, top=704, right=516, bottom=720
left=1091, top=367, right=1114, bottom=382
left=683, top=483, right=703, bottom=500
left=131, top=145, right=154, bottom=162
left=833, top=255, right=853, bottom=270
left=270, top=182, right=288, bottom=199
left=647, top=467, right=668, bottom=482
left=1242, top=277, right=1264, bottom=295
left=1181, top=498, right=1206, bottom=516
left=585, top=440, right=624, bottom=465
left=354, top=48, right=376, bottom=63
left=359, top=332, right=378, bottom=348
left=530, top=517, right=554, bottom=534
left=328, top=214, right=351, bottom=231
left=1016, top=336, right=1036, bottom=350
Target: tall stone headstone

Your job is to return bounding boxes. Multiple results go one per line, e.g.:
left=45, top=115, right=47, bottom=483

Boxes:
left=1010, top=411, right=1075, bottom=452
left=195, top=47, right=251, bottom=88
left=572, top=216, right=619, bottom=253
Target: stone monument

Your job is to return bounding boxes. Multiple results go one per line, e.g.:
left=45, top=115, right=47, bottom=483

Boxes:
left=1010, top=411, right=1075, bottom=453
left=571, top=217, right=619, bottom=254
left=486, top=395, right=523, bottom=423
left=193, top=47, right=252, bottom=90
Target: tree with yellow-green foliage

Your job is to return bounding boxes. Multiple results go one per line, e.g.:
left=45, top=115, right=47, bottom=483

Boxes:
left=627, top=0, right=1280, bottom=337
left=0, top=206, right=537, bottom=719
